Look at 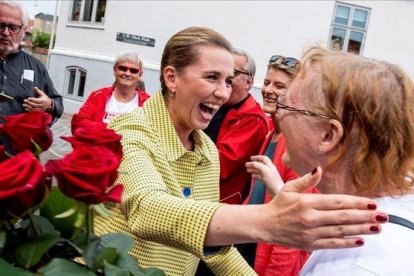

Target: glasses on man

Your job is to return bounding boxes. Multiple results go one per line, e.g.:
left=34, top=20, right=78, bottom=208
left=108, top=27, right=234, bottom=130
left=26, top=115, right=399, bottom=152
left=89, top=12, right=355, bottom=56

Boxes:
left=234, top=68, right=250, bottom=77
left=117, top=65, right=140, bottom=74
left=0, top=22, right=24, bottom=34
left=275, top=96, right=330, bottom=119
left=269, top=55, right=299, bottom=67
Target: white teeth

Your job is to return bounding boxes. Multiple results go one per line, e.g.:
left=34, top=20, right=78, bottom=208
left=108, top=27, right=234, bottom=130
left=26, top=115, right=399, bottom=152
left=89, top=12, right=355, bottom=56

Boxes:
left=203, top=103, right=219, bottom=110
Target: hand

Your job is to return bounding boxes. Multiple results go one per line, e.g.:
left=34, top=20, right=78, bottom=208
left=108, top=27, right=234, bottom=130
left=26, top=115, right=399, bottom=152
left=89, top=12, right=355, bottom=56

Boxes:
left=246, top=155, right=284, bottom=197
left=262, top=167, right=387, bottom=251
left=23, top=87, right=52, bottom=112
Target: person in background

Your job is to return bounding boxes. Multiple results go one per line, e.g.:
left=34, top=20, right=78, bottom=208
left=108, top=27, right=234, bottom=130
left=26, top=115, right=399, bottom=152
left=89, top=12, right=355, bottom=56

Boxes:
left=71, top=51, right=150, bottom=132
left=203, top=48, right=268, bottom=205
left=0, top=1, right=63, bottom=122
left=246, top=46, right=414, bottom=275
left=245, top=55, right=318, bottom=275
left=94, top=26, right=388, bottom=276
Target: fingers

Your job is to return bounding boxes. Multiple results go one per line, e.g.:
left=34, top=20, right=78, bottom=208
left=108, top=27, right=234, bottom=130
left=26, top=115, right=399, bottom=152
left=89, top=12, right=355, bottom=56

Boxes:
left=34, top=87, right=46, bottom=96
left=23, top=87, right=51, bottom=111
left=303, top=223, right=382, bottom=250
left=282, top=166, right=322, bottom=193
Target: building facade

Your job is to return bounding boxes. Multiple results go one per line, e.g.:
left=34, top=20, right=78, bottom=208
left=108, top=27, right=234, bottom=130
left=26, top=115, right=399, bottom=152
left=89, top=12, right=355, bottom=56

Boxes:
left=48, top=0, right=414, bottom=114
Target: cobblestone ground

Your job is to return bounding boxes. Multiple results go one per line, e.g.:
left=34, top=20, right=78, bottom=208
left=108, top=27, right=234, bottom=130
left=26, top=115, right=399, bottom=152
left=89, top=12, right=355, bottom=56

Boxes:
left=40, top=113, right=73, bottom=164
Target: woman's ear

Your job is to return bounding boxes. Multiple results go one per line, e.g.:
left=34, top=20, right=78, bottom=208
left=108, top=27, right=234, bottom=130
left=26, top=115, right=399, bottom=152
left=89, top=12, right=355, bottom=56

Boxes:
left=319, top=119, right=343, bottom=153
left=163, top=65, right=177, bottom=93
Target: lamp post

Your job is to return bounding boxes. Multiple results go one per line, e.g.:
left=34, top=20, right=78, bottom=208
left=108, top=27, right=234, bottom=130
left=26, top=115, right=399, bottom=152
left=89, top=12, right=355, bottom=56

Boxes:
left=46, top=0, right=59, bottom=70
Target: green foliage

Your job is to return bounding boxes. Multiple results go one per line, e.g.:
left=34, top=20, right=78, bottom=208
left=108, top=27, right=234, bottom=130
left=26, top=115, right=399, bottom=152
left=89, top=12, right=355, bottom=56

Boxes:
left=0, top=196, right=166, bottom=275
left=32, top=31, right=51, bottom=49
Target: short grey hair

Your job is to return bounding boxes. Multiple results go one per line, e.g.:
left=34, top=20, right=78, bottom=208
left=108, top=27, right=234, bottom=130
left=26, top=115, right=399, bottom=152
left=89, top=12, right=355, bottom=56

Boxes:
left=113, top=51, right=143, bottom=70
left=231, top=48, right=256, bottom=77
left=0, top=1, right=29, bottom=27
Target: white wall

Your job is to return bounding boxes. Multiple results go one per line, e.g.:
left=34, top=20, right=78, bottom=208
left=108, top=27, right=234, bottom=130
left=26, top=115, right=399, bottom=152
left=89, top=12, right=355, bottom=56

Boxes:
left=50, top=0, right=414, bottom=112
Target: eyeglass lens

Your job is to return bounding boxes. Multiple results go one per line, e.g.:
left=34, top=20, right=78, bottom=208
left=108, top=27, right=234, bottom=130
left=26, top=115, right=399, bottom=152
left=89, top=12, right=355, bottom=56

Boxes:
left=117, top=65, right=140, bottom=74
left=0, top=22, right=22, bottom=34
left=269, top=55, right=298, bottom=67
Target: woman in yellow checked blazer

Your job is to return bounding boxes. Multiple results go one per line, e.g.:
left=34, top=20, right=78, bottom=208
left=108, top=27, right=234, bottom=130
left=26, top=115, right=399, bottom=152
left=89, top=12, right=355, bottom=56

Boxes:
left=94, top=26, right=389, bottom=276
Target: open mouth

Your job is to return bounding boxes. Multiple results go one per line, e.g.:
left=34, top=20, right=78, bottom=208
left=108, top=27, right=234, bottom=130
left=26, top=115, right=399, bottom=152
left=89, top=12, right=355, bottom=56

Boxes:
left=199, top=102, right=219, bottom=119
left=263, top=95, right=277, bottom=103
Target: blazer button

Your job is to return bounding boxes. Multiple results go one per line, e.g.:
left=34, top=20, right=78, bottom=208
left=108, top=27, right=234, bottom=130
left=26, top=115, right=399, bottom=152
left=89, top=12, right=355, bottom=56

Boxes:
left=183, top=187, right=192, bottom=197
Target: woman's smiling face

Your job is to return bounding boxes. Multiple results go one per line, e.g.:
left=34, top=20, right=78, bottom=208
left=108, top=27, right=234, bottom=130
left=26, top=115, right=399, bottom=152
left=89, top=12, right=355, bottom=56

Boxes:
left=166, top=45, right=234, bottom=136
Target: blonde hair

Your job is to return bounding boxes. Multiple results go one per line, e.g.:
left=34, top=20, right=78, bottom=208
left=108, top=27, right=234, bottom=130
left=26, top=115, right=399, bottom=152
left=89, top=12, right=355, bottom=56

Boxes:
left=160, top=26, right=232, bottom=94
left=267, top=56, right=300, bottom=80
left=300, top=46, right=414, bottom=196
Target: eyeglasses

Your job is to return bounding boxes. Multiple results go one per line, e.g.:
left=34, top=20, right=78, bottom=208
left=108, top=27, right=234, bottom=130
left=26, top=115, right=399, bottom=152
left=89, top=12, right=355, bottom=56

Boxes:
left=117, top=65, right=140, bottom=74
left=275, top=96, right=330, bottom=119
left=0, top=22, right=24, bottom=34
left=269, top=55, right=299, bottom=67
left=234, top=68, right=250, bottom=77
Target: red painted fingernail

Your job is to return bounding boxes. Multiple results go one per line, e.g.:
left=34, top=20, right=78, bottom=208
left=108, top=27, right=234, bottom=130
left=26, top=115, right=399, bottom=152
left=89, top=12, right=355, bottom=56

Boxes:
left=376, top=214, right=388, bottom=222
left=367, top=203, right=377, bottom=210
left=355, top=239, right=364, bottom=246
left=370, top=225, right=380, bottom=232
left=311, top=167, right=318, bottom=175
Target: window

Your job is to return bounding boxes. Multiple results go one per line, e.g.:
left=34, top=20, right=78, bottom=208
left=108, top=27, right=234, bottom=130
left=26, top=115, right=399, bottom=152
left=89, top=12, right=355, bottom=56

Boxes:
left=65, top=67, right=87, bottom=98
left=329, top=2, right=370, bottom=54
left=70, top=0, right=106, bottom=23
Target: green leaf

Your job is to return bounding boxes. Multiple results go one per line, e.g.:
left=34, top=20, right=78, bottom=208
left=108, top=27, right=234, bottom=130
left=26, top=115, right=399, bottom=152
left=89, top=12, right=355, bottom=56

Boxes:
left=100, top=233, right=135, bottom=253
left=104, top=261, right=130, bottom=276
left=0, top=258, right=33, bottom=276
left=15, top=231, right=59, bottom=268
left=142, top=267, right=166, bottom=276
left=83, top=239, right=100, bottom=270
left=30, top=215, right=56, bottom=235
left=95, top=247, right=118, bottom=269
left=115, top=253, right=145, bottom=276
left=93, top=203, right=113, bottom=217
left=38, top=258, right=95, bottom=276
left=0, top=230, right=6, bottom=249
left=40, top=187, right=79, bottom=238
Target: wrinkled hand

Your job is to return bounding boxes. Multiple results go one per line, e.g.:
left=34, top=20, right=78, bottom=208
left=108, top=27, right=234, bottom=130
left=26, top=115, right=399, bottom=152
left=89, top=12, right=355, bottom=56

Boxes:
left=246, top=155, right=284, bottom=197
left=262, top=167, right=388, bottom=251
left=23, top=87, right=52, bottom=112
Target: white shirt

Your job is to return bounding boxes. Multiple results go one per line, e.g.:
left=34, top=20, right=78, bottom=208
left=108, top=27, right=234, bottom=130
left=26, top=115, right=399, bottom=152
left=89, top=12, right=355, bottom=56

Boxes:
left=300, top=193, right=414, bottom=276
left=103, top=93, right=138, bottom=123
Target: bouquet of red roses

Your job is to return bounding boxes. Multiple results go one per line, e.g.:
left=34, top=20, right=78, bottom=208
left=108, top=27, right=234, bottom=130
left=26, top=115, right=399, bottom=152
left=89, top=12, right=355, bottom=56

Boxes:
left=0, top=111, right=164, bottom=275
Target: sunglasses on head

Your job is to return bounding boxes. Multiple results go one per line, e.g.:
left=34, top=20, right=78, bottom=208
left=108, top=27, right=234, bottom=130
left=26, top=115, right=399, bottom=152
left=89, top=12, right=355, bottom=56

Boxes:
left=117, top=65, right=140, bottom=74
left=269, top=55, right=299, bottom=67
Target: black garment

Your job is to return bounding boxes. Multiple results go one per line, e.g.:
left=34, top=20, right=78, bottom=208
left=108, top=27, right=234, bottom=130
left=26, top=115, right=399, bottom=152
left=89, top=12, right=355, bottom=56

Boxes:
left=203, top=97, right=248, bottom=143
left=0, top=49, right=63, bottom=122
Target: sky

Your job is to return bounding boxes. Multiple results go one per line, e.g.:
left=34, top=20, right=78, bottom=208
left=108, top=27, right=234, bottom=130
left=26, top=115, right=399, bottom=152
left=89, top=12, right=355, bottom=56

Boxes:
left=18, top=0, right=58, bottom=19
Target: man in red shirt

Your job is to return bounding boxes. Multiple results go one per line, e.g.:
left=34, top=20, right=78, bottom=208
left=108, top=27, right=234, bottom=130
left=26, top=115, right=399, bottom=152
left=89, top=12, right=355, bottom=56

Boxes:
left=204, top=48, right=269, bottom=204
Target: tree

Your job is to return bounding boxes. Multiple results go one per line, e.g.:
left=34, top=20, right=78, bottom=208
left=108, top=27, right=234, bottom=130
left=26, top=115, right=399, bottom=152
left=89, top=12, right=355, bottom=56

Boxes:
left=32, top=31, right=51, bottom=49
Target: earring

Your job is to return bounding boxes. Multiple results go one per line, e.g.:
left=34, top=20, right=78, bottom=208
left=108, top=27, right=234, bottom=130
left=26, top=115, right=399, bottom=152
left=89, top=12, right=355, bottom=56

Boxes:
left=168, top=92, right=175, bottom=98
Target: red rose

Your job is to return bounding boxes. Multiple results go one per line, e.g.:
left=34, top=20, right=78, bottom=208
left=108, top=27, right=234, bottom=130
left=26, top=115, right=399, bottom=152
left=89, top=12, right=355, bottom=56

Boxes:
left=0, top=150, right=50, bottom=219
left=0, top=111, right=53, bottom=153
left=64, top=117, right=123, bottom=159
left=45, top=145, right=123, bottom=204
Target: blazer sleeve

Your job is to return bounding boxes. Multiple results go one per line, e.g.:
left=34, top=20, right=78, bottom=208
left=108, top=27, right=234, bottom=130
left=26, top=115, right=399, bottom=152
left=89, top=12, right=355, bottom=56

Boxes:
left=217, top=115, right=268, bottom=181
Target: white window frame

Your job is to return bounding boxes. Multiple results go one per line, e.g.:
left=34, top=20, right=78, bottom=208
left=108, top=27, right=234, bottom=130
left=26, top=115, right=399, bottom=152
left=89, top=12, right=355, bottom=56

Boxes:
left=68, top=0, right=106, bottom=25
left=64, top=66, right=87, bottom=99
left=329, top=2, right=371, bottom=55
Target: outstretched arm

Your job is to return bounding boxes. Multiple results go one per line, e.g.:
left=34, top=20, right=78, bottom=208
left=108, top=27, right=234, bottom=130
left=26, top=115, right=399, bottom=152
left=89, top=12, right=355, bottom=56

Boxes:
left=205, top=167, right=387, bottom=251
left=246, top=154, right=284, bottom=197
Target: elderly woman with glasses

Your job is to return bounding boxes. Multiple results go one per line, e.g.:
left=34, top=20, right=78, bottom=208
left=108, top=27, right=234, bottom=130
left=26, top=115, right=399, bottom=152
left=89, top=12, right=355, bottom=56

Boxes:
left=244, top=55, right=319, bottom=275
left=247, top=46, right=414, bottom=275
left=71, top=51, right=150, bottom=132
